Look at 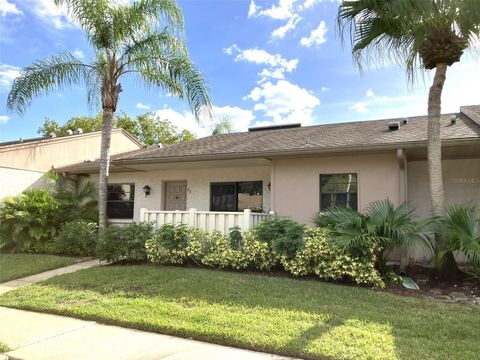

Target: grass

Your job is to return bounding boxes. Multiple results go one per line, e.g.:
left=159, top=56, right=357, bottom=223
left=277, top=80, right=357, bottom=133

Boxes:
left=0, top=253, right=80, bottom=283
left=0, top=265, right=478, bottom=360
left=0, top=341, right=11, bottom=353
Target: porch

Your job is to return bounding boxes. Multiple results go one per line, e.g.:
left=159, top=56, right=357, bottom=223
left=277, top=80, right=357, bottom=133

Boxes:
left=140, top=208, right=273, bottom=235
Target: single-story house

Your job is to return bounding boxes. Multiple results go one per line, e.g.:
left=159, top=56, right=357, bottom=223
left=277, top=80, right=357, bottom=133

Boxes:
left=0, top=128, right=143, bottom=200
left=56, top=105, right=480, bottom=261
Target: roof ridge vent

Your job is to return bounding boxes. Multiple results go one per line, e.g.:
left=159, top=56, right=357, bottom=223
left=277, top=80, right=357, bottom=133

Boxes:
left=450, top=114, right=457, bottom=124
left=248, top=123, right=301, bottom=132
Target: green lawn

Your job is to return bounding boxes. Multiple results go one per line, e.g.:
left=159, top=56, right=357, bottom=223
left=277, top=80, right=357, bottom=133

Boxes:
left=0, top=265, right=478, bottom=360
left=0, top=254, right=80, bottom=283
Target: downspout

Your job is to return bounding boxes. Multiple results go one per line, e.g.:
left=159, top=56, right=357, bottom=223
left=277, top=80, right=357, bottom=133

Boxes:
left=397, top=148, right=409, bottom=271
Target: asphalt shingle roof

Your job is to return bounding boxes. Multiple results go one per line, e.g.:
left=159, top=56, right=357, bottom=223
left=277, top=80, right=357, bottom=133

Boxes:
left=55, top=105, right=480, bottom=173
left=116, top=109, right=480, bottom=163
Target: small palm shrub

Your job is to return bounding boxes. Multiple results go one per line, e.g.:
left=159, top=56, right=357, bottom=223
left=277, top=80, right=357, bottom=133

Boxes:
left=0, top=189, right=61, bottom=253
left=318, top=200, right=430, bottom=274
left=49, top=173, right=98, bottom=223
left=254, top=217, right=305, bottom=260
left=436, top=205, right=480, bottom=279
left=51, top=221, right=97, bottom=256
left=97, top=222, right=154, bottom=262
left=283, top=228, right=384, bottom=287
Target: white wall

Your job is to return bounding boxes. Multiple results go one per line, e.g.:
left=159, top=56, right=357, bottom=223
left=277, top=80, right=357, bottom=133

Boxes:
left=93, top=165, right=272, bottom=221
left=0, top=167, right=48, bottom=200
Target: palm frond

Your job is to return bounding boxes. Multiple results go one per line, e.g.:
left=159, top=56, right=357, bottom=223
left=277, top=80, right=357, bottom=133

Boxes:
left=438, top=205, right=480, bottom=266
left=7, top=51, right=95, bottom=115
left=126, top=53, right=212, bottom=120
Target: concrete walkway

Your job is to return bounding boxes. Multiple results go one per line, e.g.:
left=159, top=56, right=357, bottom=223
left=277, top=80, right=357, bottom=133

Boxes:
left=0, top=307, right=292, bottom=359
left=0, top=259, right=102, bottom=295
left=0, top=261, right=293, bottom=359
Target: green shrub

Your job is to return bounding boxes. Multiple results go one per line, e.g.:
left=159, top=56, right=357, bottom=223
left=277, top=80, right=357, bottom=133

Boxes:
left=283, top=228, right=384, bottom=287
left=242, top=231, right=278, bottom=270
left=146, top=224, right=205, bottom=265
left=51, top=221, right=97, bottom=256
left=254, top=217, right=305, bottom=259
left=97, top=222, right=154, bottom=263
left=228, top=226, right=243, bottom=249
left=0, top=189, right=61, bottom=253
left=201, top=231, right=245, bottom=269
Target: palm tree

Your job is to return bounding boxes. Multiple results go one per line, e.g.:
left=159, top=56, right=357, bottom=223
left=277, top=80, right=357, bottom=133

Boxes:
left=337, top=0, right=480, bottom=276
left=7, top=0, right=211, bottom=231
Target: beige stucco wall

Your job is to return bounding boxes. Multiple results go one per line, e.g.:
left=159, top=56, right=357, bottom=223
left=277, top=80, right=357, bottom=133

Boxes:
left=0, top=166, right=49, bottom=200
left=0, top=129, right=141, bottom=199
left=406, top=158, right=480, bottom=261
left=272, top=153, right=401, bottom=225
left=91, top=165, right=272, bottom=222
left=407, top=158, right=480, bottom=218
left=0, top=129, right=140, bottom=172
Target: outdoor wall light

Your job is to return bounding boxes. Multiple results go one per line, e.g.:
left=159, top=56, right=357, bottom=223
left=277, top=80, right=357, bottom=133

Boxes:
left=143, top=185, right=151, bottom=197
left=267, top=182, right=271, bottom=191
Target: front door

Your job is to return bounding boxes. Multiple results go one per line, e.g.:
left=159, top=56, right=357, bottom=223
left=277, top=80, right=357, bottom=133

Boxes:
left=164, top=181, right=187, bottom=210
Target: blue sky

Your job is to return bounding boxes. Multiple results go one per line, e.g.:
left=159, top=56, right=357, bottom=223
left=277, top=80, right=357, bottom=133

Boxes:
left=0, top=0, right=479, bottom=142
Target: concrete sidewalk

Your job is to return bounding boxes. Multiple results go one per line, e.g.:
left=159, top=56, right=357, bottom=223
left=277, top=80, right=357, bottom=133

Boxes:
left=0, top=307, right=292, bottom=360
left=0, top=259, right=101, bottom=295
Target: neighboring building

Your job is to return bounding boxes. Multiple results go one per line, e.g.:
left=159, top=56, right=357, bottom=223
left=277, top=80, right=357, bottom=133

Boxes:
left=56, top=105, right=480, bottom=260
left=0, top=128, right=143, bottom=200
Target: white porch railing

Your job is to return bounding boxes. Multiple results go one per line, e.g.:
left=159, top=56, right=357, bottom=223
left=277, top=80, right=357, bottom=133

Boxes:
left=140, top=208, right=273, bottom=235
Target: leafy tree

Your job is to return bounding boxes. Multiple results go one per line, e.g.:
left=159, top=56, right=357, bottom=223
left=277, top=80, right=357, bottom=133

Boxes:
left=7, top=0, right=211, bottom=231
left=38, top=114, right=103, bottom=136
left=38, top=111, right=196, bottom=146
left=337, top=0, right=480, bottom=276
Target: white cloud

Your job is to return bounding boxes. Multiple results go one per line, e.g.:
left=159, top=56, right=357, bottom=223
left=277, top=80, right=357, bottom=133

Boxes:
left=73, top=49, right=84, bottom=59
left=271, top=14, right=301, bottom=39
left=27, top=0, right=131, bottom=29
left=0, top=115, right=9, bottom=124
left=247, top=0, right=258, bottom=18
left=366, top=88, right=374, bottom=97
left=349, top=102, right=369, bottom=113
left=152, top=104, right=255, bottom=137
left=249, top=0, right=297, bottom=20
left=136, top=102, right=150, bottom=110
left=321, top=86, right=329, bottom=92
left=27, top=0, right=71, bottom=29
left=223, top=45, right=298, bottom=83
left=0, top=0, right=22, bottom=17
left=152, top=108, right=209, bottom=138
left=245, top=80, right=320, bottom=125
left=301, top=21, right=327, bottom=47
left=212, top=105, right=256, bottom=132
left=0, top=64, right=20, bottom=91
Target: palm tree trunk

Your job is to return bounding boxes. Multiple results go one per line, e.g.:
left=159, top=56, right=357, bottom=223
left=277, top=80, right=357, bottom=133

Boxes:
left=427, top=63, right=446, bottom=217
left=98, top=108, right=114, bottom=232
left=428, top=63, right=460, bottom=278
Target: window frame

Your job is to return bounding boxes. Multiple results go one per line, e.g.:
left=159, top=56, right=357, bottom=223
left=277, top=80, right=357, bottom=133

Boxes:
left=319, top=173, right=358, bottom=211
left=210, top=181, right=263, bottom=212
left=107, top=183, right=135, bottom=219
